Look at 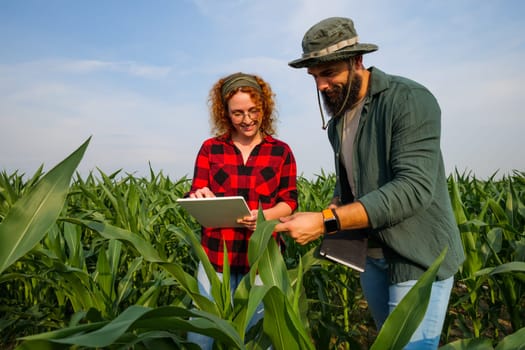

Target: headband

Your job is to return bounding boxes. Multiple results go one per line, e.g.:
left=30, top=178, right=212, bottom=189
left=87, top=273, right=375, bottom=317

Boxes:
left=221, top=73, right=262, bottom=99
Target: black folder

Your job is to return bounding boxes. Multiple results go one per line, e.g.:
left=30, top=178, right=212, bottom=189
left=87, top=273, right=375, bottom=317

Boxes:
left=319, top=230, right=368, bottom=272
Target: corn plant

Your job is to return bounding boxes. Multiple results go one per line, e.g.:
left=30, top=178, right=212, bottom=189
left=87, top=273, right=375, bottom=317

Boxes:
left=288, top=172, right=374, bottom=349
left=2, top=139, right=525, bottom=349
left=0, top=138, right=90, bottom=344
left=1, top=140, right=448, bottom=349
left=447, top=170, right=525, bottom=344
left=0, top=138, right=90, bottom=275
left=14, top=212, right=448, bottom=350
left=12, top=211, right=318, bottom=348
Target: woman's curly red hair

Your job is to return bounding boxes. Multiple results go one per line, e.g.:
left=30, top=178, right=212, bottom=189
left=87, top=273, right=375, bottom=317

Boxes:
left=208, top=73, right=277, bottom=137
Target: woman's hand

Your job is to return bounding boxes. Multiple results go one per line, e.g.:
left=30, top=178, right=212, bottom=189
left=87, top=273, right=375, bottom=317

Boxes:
left=237, top=209, right=258, bottom=231
left=190, top=187, right=215, bottom=198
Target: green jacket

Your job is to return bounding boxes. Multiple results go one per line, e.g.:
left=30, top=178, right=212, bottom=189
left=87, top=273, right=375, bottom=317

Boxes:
left=327, top=67, right=465, bottom=283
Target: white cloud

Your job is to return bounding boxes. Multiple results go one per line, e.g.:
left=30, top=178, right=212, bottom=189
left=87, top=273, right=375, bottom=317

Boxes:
left=1, top=1, right=524, bottom=181
left=0, top=59, right=205, bottom=178
left=0, top=59, right=172, bottom=80
left=60, top=60, right=172, bottom=79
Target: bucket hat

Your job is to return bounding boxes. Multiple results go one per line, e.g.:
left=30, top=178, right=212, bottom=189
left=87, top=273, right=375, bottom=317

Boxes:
left=289, top=17, right=378, bottom=68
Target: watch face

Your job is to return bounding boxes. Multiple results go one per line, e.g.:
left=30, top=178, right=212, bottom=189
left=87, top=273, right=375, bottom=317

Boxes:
left=322, top=208, right=339, bottom=233
left=324, top=218, right=338, bottom=234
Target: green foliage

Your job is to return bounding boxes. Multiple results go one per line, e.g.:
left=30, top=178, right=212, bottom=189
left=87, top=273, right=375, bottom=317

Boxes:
left=0, top=144, right=524, bottom=349
left=446, top=170, right=525, bottom=345
left=0, top=137, right=90, bottom=274
left=372, top=249, right=446, bottom=350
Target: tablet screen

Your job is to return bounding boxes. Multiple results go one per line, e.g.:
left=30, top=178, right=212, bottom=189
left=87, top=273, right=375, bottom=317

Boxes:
left=176, top=196, right=251, bottom=228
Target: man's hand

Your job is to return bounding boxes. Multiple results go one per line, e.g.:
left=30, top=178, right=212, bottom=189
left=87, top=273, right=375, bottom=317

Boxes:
left=274, top=212, right=325, bottom=245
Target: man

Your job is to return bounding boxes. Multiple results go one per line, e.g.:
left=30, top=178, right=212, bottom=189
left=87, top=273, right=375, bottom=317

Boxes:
left=274, top=17, right=465, bottom=349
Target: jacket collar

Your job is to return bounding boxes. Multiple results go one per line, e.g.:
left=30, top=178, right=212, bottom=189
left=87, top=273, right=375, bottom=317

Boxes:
left=326, top=66, right=389, bottom=130
left=367, top=66, right=389, bottom=97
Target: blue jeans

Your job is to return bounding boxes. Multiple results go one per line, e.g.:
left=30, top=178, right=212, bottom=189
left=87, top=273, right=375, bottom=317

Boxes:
left=360, top=257, right=454, bottom=350
left=186, top=262, right=265, bottom=350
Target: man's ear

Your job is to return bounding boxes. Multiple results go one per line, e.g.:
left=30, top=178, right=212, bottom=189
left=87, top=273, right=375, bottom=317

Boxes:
left=353, top=55, right=364, bottom=69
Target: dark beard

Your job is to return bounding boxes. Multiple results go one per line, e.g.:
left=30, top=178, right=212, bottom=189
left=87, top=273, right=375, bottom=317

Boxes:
left=321, top=74, right=362, bottom=117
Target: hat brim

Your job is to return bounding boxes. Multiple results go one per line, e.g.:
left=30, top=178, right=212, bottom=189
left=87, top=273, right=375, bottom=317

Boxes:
left=288, top=43, right=378, bottom=68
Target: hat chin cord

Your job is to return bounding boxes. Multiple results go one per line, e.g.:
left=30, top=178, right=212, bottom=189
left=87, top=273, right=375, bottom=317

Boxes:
left=317, top=59, right=355, bottom=130
left=317, top=89, right=328, bottom=130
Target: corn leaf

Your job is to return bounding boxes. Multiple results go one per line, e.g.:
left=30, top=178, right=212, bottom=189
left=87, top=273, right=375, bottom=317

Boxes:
left=94, top=247, right=112, bottom=302
left=495, top=326, right=525, bottom=350
left=19, top=306, right=245, bottom=349
left=258, top=233, right=291, bottom=296
left=247, top=217, right=278, bottom=267
left=370, top=248, right=447, bottom=350
left=116, top=256, right=143, bottom=306
left=475, top=261, right=525, bottom=276
left=438, top=337, right=493, bottom=350
left=0, top=137, right=90, bottom=274
left=262, top=286, right=315, bottom=350
left=68, top=218, right=164, bottom=262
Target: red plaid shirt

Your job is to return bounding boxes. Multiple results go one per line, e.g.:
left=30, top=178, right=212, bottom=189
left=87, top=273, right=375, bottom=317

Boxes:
left=188, top=134, right=298, bottom=273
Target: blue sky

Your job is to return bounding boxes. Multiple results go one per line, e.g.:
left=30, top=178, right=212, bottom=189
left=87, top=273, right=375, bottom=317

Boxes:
left=1, top=0, right=524, bottom=181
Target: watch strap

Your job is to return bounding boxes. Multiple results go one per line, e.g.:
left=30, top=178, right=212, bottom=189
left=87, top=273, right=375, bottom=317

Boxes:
left=322, top=208, right=340, bottom=234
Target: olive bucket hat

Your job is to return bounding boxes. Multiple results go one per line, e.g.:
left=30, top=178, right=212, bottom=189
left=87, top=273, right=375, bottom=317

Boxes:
left=289, top=17, right=378, bottom=69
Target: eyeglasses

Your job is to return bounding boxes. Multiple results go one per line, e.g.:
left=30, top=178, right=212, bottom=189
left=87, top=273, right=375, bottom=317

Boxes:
left=230, top=108, right=261, bottom=120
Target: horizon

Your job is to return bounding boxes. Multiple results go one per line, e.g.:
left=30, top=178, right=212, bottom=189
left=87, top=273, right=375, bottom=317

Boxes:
left=1, top=1, right=524, bottom=181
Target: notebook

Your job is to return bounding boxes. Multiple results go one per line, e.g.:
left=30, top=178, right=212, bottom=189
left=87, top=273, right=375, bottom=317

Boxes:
left=319, top=230, right=368, bottom=272
left=176, top=196, right=251, bottom=228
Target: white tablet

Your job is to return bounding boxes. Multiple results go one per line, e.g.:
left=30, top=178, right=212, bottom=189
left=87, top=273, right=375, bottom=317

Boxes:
left=176, top=196, right=251, bottom=228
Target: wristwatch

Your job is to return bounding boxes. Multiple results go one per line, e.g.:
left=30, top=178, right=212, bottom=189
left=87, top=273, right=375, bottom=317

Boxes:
left=322, top=208, right=340, bottom=234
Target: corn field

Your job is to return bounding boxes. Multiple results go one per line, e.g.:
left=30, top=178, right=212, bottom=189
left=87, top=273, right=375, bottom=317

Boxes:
left=1, top=139, right=524, bottom=349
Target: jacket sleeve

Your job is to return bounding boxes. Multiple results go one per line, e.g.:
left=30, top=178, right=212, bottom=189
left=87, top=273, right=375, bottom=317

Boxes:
left=359, top=84, right=442, bottom=229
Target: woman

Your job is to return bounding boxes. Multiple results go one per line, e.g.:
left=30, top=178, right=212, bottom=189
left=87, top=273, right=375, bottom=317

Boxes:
left=186, top=72, right=298, bottom=348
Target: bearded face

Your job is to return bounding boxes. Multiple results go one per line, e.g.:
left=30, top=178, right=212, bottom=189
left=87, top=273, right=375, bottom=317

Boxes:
left=321, top=71, right=362, bottom=117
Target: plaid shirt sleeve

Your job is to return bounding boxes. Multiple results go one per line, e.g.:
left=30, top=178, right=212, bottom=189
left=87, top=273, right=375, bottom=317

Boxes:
left=188, top=136, right=298, bottom=273
left=189, top=140, right=212, bottom=193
